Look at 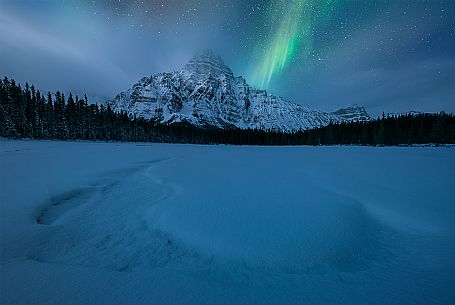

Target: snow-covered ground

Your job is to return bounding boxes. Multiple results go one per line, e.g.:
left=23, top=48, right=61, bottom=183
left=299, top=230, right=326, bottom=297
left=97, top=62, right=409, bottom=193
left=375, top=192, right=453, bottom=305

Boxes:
left=1, top=140, right=454, bottom=305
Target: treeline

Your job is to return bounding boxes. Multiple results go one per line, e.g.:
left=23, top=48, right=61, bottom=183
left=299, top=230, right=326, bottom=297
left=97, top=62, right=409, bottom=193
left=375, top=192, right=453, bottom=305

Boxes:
left=1, top=77, right=454, bottom=145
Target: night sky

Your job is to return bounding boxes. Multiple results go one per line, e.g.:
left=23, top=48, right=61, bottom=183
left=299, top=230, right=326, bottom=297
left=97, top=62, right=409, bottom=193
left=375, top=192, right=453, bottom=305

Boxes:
left=1, top=0, right=454, bottom=115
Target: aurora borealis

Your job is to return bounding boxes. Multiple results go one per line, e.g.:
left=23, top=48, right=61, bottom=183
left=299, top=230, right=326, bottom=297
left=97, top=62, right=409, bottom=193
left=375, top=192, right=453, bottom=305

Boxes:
left=249, top=0, right=337, bottom=89
left=0, top=0, right=454, bottom=114
left=249, top=0, right=307, bottom=89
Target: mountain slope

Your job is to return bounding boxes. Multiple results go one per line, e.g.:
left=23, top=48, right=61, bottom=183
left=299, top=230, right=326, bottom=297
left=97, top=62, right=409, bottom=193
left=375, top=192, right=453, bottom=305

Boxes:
left=111, top=50, right=370, bottom=131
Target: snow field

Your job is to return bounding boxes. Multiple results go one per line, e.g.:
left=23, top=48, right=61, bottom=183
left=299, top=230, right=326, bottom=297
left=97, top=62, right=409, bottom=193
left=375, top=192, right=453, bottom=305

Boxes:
left=1, top=140, right=454, bottom=305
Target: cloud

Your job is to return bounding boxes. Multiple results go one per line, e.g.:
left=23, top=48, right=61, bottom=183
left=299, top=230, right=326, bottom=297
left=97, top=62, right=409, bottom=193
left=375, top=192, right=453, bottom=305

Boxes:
left=0, top=8, right=133, bottom=96
left=0, top=12, right=83, bottom=59
left=0, top=3, right=234, bottom=97
left=1, top=0, right=453, bottom=114
left=293, top=57, right=455, bottom=116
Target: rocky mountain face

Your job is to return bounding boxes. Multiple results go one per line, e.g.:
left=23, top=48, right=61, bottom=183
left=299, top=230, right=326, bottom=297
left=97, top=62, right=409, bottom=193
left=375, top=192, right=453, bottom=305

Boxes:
left=110, top=50, right=370, bottom=131
left=333, top=105, right=371, bottom=122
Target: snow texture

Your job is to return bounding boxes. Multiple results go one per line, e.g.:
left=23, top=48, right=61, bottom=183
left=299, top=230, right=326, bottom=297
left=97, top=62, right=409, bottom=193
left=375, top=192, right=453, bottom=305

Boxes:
left=1, top=140, right=454, bottom=305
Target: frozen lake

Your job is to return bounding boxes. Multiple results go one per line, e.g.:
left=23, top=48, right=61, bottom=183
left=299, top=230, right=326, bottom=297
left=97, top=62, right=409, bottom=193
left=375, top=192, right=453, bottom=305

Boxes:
left=1, top=140, right=454, bottom=305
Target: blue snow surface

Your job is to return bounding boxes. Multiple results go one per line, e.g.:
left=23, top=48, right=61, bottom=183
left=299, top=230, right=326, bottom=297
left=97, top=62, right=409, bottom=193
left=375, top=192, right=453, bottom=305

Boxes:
left=1, top=140, right=454, bottom=305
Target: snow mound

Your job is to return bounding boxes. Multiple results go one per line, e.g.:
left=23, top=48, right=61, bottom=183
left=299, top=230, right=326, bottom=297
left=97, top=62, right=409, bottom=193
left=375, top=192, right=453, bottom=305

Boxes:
left=147, top=181, right=379, bottom=273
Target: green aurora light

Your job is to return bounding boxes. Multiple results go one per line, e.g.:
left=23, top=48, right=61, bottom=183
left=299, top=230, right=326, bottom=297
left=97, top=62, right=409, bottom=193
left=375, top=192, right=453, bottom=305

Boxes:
left=249, top=0, right=338, bottom=89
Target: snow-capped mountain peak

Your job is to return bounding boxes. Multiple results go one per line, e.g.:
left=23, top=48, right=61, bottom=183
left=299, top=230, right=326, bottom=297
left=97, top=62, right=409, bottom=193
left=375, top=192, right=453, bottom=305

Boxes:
left=110, top=50, right=370, bottom=131
left=182, top=49, right=234, bottom=82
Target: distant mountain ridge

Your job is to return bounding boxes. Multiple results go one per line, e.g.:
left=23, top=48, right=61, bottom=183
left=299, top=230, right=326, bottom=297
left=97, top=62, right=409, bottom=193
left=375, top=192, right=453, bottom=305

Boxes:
left=110, top=50, right=371, bottom=131
left=333, top=105, right=371, bottom=122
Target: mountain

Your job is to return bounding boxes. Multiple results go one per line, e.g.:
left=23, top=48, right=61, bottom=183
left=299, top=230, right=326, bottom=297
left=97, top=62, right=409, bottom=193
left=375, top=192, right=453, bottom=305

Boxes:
left=67, top=92, right=110, bottom=105
left=332, top=105, right=371, bottom=122
left=110, top=50, right=370, bottom=131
